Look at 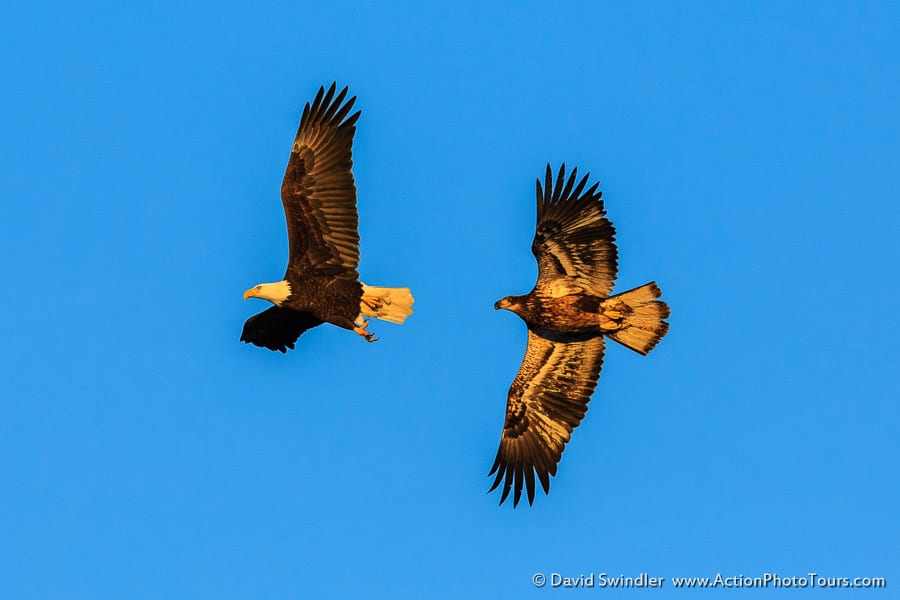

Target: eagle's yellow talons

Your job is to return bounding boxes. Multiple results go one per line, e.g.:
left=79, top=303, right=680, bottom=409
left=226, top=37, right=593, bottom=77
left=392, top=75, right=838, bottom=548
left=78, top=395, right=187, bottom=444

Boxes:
left=362, top=296, right=381, bottom=311
left=353, top=319, right=378, bottom=343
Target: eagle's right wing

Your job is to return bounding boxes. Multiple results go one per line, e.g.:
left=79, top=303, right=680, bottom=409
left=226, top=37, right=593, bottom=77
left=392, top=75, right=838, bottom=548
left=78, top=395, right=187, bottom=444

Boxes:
left=489, top=330, right=605, bottom=507
left=281, top=83, right=362, bottom=279
left=240, top=307, right=323, bottom=353
left=532, top=164, right=618, bottom=298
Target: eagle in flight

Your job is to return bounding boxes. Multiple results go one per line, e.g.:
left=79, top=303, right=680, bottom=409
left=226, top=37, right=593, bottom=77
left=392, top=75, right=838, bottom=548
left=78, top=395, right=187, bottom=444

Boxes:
left=490, top=164, right=669, bottom=507
left=241, top=83, right=413, bottom=352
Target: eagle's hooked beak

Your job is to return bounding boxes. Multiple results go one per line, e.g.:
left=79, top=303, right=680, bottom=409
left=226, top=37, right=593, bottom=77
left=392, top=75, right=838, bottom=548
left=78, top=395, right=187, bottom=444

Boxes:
left=243, top=286, right=260, bottom=300
left=494, top=298, right=509, bottom=311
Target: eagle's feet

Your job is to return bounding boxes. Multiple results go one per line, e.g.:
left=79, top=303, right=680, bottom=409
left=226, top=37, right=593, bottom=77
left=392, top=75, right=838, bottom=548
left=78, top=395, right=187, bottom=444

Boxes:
left=362, top=296, right=383, bottom=311
left=353, top=320, right=378, bottom=343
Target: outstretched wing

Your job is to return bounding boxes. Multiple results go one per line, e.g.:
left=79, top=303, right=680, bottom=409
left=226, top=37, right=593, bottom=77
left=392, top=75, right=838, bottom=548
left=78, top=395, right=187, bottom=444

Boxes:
left=240, top=307, right=323, bottom=353
left=532, top=163, right=618, bottom=298
left=489, top=330, right=605, bottom=507
left=281, top=83, right=362, bottom=279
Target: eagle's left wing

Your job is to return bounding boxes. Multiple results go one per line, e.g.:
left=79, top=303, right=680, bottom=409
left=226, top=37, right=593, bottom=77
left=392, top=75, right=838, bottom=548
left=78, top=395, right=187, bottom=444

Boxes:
left=489, top=330, right=605, bottom=507
left=532, top=164, right=618, bottom=298
left=240, top=307, right=323, bottom=353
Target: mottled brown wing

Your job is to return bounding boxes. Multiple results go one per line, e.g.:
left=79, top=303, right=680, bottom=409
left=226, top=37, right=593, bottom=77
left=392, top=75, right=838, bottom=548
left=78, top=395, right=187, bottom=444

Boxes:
left=281, top=83, right=362, bottom=279
left=489, top=330, right=605, bottom=507
left=532, top=164, right=618, bottom=298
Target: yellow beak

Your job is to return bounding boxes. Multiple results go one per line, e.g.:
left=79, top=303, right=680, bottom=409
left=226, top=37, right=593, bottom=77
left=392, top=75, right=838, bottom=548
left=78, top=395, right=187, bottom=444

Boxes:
left=243, top=288, right=257, bottom=300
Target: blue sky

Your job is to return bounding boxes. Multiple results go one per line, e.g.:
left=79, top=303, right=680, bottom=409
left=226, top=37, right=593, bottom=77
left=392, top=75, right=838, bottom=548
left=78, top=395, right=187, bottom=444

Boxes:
left=2, top=1, right=898, bottom=598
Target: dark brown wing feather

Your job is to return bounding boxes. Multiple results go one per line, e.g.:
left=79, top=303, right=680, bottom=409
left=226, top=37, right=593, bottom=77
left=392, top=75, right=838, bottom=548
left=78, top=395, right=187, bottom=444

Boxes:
left=281, top=83, right=362, bottom=279
left=533, top=163, right=618, bottom=297
left=489, top=330, right=605, bottom=506
left=240, top=307, right=323, bottom=353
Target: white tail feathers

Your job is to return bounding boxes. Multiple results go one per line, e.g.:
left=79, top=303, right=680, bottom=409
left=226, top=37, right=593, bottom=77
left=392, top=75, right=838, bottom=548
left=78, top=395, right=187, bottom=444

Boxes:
left=602, top=282, right=670, bottom=355
left=360, top=284, right=415, bottom=324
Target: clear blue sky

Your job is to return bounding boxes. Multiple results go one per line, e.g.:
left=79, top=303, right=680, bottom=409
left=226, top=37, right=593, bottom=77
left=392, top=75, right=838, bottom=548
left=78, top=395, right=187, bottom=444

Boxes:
left=2, top=1, right=897, bottom=598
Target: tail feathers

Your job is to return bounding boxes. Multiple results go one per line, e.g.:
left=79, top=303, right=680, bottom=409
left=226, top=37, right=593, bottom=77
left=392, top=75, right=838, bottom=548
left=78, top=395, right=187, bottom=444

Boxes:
left=360, top=284, right=414, bottom=324
left=603, top=282, right=669, bottom=355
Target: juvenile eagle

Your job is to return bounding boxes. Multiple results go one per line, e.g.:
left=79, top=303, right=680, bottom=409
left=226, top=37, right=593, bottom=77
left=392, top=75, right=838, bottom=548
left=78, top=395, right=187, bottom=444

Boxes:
left=490, top=164, right=669, bottom=507
left=241, top=83, right=413, bottom=352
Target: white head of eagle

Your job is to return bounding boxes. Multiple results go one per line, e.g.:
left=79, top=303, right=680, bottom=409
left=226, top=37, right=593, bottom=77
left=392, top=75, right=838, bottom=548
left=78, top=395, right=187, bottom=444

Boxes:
left=243, top=280, right=292, bottom=306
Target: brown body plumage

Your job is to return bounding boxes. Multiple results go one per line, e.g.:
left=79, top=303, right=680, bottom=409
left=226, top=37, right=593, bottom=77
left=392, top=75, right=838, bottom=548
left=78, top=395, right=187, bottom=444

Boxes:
left=490, top=164, right=670, bottom=507
left=284, top=275, right=362, bottom=331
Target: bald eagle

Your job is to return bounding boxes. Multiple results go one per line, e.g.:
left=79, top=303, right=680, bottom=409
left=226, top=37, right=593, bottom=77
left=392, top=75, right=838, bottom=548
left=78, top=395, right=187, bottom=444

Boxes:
left=241, top=83, right=413, bottom=352
left=490, top=164, right=670, bottom=506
